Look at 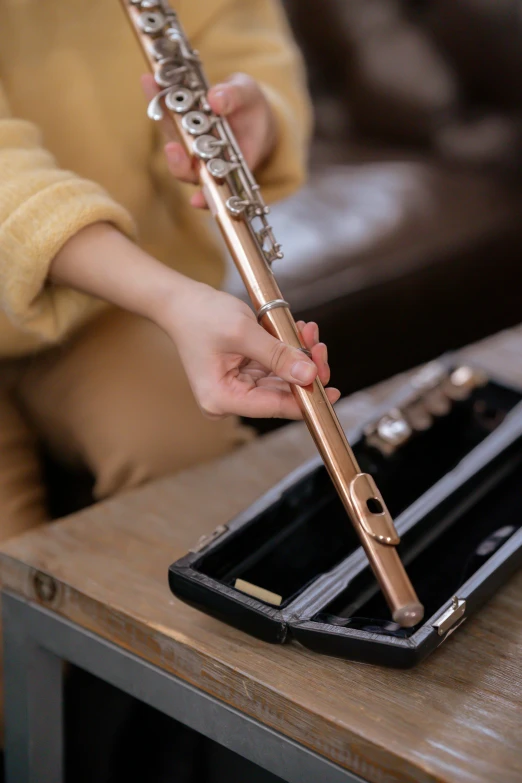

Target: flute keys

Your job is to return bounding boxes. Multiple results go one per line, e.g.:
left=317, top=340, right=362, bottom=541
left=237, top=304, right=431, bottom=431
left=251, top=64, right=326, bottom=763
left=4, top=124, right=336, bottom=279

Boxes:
left=377, top=412, right=412, bottom=444
left=365, top=410, right=412, bottom=456
left=402, top=398, right=433, bottom=432
left=412, top=362, right=451, bottom=416
left=207, top=158, right=238, bottom=179
left=193, top=134, right=225, bottom=160
left=150, top=36, right=178, bottom=60
left=446, top=365, right=488, bottom=400
left=423, top=388, right=452, bottom=416
left=165, top=87, right=194, bottom=112
left=226, top=196, right=248, bottom=216
left=147, top=90, right=168, bottom=121
left=363, top=361, right=492, bottom=458
left=155, top=62, right=186, bottom=88
left=137, top=10, right=165, bottom=34
left=181, top=111, right=211, bottom=135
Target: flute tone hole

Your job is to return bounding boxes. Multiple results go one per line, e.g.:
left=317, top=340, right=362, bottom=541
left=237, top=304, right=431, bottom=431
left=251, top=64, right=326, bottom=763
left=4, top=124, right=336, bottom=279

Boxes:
left=367, top=498, right=384, bottom=515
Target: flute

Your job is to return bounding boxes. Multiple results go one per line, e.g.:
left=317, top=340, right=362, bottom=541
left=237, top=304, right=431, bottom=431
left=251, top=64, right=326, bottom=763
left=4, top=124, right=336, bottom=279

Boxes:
left=120, top=0, right=424, bottom=627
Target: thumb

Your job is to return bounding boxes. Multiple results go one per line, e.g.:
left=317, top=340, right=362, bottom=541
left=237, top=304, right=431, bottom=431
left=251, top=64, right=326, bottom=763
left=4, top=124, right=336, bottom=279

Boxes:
left=242, top=320, right=317, bottom=386
left=208, top=73, right=258, bottom=116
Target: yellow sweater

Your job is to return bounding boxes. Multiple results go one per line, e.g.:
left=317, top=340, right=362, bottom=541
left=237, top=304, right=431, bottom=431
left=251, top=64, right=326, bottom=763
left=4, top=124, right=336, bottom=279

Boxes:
left=0, top=0, right=311, bottom=358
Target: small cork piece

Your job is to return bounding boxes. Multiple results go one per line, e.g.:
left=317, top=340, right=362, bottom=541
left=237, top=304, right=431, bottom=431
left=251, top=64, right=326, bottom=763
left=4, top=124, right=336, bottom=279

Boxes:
left=234, top=579, right=282, bottom=607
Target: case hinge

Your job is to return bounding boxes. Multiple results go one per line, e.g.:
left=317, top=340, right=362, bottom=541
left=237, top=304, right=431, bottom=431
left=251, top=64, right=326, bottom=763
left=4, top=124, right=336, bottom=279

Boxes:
left=433, top=596, right=466, bottom=636
left=190, top=524, right=228, bottom=553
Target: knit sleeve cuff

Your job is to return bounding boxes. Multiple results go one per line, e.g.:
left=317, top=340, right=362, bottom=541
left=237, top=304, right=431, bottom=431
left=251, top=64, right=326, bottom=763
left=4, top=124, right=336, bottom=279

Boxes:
left=0, top=176, right=136, bottom=344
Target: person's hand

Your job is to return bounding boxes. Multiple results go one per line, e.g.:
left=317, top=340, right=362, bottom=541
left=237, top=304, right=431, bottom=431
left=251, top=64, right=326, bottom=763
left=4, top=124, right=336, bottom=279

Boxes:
left=50, top=223, right=339, bottom=420
left=162, top=280, right=341, bottom=420
left=141, top=72, right=277, bottom=208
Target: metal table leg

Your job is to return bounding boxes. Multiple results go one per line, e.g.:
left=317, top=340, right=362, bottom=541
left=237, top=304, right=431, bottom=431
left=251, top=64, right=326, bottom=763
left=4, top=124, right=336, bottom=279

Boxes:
left=3, top=593, right=63, bottom=783
left=2, top=591, right=367, bottom=783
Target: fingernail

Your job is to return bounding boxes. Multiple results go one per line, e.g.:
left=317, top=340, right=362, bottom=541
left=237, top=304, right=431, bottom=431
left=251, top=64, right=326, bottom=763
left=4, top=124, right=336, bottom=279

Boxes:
left=319, top=343, right=328, bottom=363
left=291, top=361, right=316, bottom=384
left=313, top=324, right=319, bottom=344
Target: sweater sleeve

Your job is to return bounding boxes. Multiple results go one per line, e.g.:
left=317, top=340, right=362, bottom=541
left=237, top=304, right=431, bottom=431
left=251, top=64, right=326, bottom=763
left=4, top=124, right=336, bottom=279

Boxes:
left=0, top=82, right=136, bottom=344
left=192, top=0, right=314, bottom=205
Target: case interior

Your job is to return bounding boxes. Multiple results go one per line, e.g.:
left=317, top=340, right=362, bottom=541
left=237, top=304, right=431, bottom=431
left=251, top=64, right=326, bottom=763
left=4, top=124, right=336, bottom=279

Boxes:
left=196, top=380, right=522, bottom=615
left=313, top=457, right=522, bottom=637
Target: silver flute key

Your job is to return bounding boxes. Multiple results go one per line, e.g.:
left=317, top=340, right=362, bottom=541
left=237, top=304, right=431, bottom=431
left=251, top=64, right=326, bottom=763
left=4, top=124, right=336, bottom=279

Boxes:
left=127, top=0, right=284, bottom=266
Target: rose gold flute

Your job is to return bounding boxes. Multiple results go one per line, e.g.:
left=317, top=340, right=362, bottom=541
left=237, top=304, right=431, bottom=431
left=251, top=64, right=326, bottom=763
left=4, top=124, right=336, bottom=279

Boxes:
left=120, top=0, right=424, bottom=627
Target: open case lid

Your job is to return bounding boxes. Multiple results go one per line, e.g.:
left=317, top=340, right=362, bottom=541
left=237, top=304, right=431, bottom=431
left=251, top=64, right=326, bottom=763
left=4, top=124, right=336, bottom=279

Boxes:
left=169, top=357, right=522, bottom=667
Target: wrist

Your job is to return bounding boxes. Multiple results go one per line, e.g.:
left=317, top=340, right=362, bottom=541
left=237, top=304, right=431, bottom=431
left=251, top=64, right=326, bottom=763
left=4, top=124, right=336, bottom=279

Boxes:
left=151, top=274, right=209, bottom=337
left=50, top=221, right=202, bottom=331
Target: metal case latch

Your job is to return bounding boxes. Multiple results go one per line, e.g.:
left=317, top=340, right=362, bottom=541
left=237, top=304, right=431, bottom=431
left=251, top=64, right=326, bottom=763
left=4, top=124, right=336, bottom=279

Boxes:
left=433, top=596, right=466, bottom=636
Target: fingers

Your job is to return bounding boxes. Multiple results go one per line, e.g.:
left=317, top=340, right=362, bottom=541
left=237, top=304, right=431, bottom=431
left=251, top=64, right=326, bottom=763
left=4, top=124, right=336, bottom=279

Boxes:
left=140, top=73, right=158, bottom=103
left=208, top=73, right=259, bottom=117
left=240, top=320, right=318, bottom=386
left=190, top=191, right=208, bottom=209
left=298, top=320, right=319, bottom=347
left=238, top=319, right=334, bottom=390
left=297, top=321, right=330, bottom=386
left=311, top=342, right=330, bottom=386
left=208, top=315, right=339, bottom=420
left=327, top=387, right=342, bottom=405
left=227, top=385, right=341, bottom=420
left=164, top=142, right=199, bottom=184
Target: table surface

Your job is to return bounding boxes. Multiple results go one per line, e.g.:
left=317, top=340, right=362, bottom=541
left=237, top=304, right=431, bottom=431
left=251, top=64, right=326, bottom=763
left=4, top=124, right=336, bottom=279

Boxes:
left=1, top=328, right=522, bottom=783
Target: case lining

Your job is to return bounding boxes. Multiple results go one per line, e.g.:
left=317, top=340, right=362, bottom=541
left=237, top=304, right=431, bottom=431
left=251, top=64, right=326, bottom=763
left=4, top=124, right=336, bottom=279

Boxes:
left=196, top=382, right=520, bottom=606
left=314, top=459, right=522, bottom=638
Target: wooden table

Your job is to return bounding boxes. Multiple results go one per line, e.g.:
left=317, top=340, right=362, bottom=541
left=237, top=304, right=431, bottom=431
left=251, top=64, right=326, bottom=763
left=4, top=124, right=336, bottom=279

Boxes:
left=2, top=328, right=522, bottom=783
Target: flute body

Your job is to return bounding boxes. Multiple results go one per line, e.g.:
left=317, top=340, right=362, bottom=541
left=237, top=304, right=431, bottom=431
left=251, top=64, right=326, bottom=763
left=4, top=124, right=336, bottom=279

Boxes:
left=120, top=0, right=423, bottom=627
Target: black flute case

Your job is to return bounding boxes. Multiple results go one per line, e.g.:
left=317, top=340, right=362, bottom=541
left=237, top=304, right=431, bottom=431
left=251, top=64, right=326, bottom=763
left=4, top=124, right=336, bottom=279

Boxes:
left=169, top=356, right=522, bottom=667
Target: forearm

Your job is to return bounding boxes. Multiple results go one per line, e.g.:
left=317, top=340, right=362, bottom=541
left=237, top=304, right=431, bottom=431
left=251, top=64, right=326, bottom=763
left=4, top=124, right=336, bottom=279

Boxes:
left=49, top=222, right=195, bottom=327
left=49, top=221, right=336, bottom=421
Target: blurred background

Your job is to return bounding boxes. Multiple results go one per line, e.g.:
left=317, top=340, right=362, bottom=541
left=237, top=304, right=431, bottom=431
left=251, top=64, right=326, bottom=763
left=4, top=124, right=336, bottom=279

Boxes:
left=225, top=0, right=522, bottom=433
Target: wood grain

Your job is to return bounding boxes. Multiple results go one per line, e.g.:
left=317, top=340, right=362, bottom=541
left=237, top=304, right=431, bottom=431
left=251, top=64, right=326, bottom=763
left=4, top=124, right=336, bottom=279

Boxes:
left=1, top=328, right=522, bottom=783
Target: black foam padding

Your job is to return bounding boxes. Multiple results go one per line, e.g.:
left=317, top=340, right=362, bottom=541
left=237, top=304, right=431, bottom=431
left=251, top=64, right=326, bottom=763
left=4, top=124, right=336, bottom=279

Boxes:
left=197, top=382, right=520, bottom=605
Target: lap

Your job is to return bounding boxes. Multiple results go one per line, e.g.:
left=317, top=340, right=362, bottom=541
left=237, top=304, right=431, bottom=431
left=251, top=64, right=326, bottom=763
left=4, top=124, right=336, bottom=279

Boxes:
left=0, top=382, right=48, bottom=539
left=17, top=308, right=255, bottom=499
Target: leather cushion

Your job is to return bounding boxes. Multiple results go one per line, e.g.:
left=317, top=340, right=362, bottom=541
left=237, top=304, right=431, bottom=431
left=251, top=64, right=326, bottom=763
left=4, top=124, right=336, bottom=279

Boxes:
left=223, top=160, right=522, bottom=313
left=422, top=0, right=522, bottom=110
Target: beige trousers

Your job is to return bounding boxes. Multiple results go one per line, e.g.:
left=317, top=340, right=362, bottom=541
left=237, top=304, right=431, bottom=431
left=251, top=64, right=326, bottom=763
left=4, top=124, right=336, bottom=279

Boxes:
left=0, top=307, right=255, bottom=738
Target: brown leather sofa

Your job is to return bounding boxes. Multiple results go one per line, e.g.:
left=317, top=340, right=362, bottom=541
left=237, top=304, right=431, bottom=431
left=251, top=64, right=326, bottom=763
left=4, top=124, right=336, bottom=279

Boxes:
left=224, top=0, right=522, bottom=405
